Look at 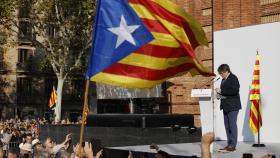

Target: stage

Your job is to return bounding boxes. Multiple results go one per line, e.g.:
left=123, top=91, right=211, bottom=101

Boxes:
left=108, top=141, right=280, bottom=157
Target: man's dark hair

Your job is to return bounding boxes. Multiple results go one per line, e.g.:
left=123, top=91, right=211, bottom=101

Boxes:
left=9, top=147, right=20, bottom=156
left=25, top=133, right=32, bottom=137
left=217, top=64, right=231, bottom=73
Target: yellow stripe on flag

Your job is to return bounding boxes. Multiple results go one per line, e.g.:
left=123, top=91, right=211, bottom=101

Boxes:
left=91, top=72, right=167, bottom=88
left=152, top=0, right=208, bottom=46
left=253, top=75, right=260, bottom=80
left=192, top=59, right=211, bottom=73
left=249, top=119, right=258, bottom=134
left=254, top=65, right=260, bottom=70
left=130, top=3, right=156, bottom=20
left=130, top=3, right=192, bottom=46
left=155, top=15, right=192, bottom=45
left=250, top=102, right=258, bottom=116
left=251, top=84, right=260, bottom=89
left=118, top=53, right=192, bottom=70
left=250, top=94, right=260, bottom=100
left=150, top=32, right=180, bottom=47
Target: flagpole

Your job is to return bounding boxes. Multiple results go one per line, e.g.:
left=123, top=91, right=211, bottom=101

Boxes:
left=78, top=80, right=90, bottom=157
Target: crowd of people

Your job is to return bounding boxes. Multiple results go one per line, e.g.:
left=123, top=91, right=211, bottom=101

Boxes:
left=0, top=118, right=173, bottom=158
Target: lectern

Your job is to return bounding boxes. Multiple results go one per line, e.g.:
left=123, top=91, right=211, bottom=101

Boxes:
left=191, top=89, right=213, bottom=135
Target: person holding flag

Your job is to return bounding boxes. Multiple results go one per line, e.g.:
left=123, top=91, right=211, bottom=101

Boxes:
left=215, top=64, right=241, bottom=152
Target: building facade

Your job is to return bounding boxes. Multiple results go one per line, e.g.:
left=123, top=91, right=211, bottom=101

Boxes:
left=169, top=0, right=280, bottom=126
left=0, top=3, right=85, bottom=120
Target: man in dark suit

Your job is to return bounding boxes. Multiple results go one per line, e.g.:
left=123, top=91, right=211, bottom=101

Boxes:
left=215, top=64, right=241, bottom=152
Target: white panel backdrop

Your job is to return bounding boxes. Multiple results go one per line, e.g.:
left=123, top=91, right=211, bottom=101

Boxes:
left=213, top=22, right=280, bottom=143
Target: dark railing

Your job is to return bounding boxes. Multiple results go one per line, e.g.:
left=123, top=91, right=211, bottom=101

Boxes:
left=16, top=62, right=27, bottom=71
left=8, top=141, right=20, bottom=149
left=18, top=34, right=33, bottom=43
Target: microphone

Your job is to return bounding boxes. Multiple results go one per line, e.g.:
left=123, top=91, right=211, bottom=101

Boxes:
left=208, top=77, right=220, bottom=83
left=214, top=77, right=220, bottom=82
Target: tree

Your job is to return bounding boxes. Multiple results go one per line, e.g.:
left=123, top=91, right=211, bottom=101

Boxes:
left=27, top=0, right=95, bottom=121
left=0, top=77, right=9, bottom=98
left=0, top=0, right=18, bottom=45
left=0, top=0, right=17, bottom=26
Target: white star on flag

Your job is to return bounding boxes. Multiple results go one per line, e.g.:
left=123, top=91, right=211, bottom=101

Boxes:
left=108, top=15, right=140, bottom=48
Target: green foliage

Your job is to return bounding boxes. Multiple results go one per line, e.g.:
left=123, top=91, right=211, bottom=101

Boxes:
left=0, top=0, right=17, bottom=25
left=25, top=52, right=53, bottom=73
left=30, top=0, right=95, bottom=76
left=0, top=0, right=18, bottom=45
left=0, top=0, right=95, bottom=75
left=0, top=31, right=8, bottom=45
left=0, top=76, right=9, bottom=100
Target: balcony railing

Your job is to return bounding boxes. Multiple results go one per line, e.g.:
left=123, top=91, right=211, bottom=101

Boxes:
left=18, top=34, right=33, bottom=43
left=16, top=62, right=28, bottom=71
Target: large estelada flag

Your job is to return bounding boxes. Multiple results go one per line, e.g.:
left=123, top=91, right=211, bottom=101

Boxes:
left=249, top=54, right=262, bottom=134
left=48, top=86, right=58, bottom=108
left=86, top=0, right=212, bottom=88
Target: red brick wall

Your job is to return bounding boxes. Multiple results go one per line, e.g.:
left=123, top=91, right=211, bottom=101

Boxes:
left=214, top=0, right=260, bottom=30
left=169, top=0, right=280, bottom=127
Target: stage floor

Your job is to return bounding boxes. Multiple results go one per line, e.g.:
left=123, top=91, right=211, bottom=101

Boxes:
left=109, top=141, right=280, bottom=157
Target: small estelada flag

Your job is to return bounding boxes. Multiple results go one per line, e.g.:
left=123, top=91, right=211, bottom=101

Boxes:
left=48, top=86, right=58, bottom=108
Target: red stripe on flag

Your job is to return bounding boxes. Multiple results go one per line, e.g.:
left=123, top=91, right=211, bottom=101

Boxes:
left=141, top=19, right=169, bottom=34
left=129, top=0, right=199, bottom=48
left=250, top=101, right=260, bottom=129
left=134, top=44, right=187, bottom=58
left=179, top=41, right=196, bottom=58
left=250, top=89, right=260, bottom=94
left=103, top=63, right=197, bottom=81
left=253, top=100, right=262, bottom=126
left=250, top=110, right=259, bottom=129
left=253, top=70, right=260, bottom=75
left=252, top=80, right=260, bottom=84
